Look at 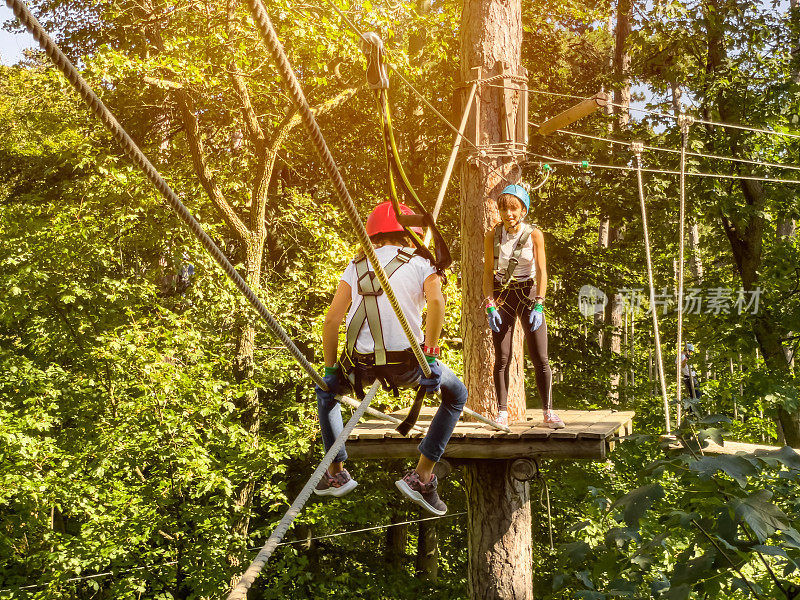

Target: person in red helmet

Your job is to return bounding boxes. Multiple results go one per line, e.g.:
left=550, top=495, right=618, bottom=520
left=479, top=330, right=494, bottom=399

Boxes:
left=313, top=201, right=467, bottom=516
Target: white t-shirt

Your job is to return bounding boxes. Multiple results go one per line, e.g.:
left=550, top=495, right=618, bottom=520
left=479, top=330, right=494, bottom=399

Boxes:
left=341, top=246, right=437, bottom=353
left=497, top=225, right=536, bottom=281
left=681, top=352, right=695, bottom=376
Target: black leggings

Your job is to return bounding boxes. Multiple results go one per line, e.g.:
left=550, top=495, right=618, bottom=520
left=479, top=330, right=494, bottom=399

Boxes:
left=491, top=279, right=552, bottom=412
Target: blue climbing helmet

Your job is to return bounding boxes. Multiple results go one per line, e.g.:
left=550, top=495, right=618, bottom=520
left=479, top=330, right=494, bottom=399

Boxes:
left=499, top=184, right=530, bottom=212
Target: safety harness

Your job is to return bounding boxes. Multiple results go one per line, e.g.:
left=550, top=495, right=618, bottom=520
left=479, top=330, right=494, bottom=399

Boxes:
left=360, top=32, right=452, bottom=274
left=336, top=246, right=432, bottom=436
left=493, top=222, right=535, bottom=300
left=340, top=247, right=416, bottom=377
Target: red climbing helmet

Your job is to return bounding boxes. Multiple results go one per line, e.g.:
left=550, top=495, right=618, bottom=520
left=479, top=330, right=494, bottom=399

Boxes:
left=366, top=201, right=424, bottom=236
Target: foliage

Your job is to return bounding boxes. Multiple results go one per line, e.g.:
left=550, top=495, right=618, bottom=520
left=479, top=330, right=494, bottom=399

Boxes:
left=2, top=0, right=800, bottom=597
left=541, top=417, right=800, bottom=599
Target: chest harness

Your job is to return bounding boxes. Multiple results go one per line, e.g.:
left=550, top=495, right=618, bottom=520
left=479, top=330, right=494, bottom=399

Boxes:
left=493, top=222, right=537, bottom=306
left=337, top=247, right=431, bottom=436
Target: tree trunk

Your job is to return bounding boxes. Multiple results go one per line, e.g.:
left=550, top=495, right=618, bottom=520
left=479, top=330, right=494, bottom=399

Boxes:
left=704, top=0, right=799, bottom=444
left=385, top=511, right=409, bottom=569
left=601, top=0, right=631, bottom=394
left=416, top=516, right=439, bottom=581
left=229, top=236, right=264, bottom=582
left=460, top=0, right=525, bottom=422
left=464, top=460, right=532, bottom=599
left=688, top=220, right=704, bottom=284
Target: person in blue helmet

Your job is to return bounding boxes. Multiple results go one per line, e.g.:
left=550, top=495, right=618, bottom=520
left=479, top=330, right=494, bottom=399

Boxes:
left=681, top=342, right=701, bottom=401
left=482, top=184, right=564, bottom=428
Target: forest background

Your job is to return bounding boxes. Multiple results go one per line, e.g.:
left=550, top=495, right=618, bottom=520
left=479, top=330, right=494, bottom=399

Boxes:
left=2, top=0, right=800, bottom=597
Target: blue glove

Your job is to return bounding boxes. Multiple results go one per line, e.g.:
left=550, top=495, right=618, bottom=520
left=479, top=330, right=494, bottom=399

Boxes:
left=487, top=307, right=502, bottom=333
left=316, top=365, right=345, bottom=409
left=418, top=357, right=442, bottom=395
left=529, top=302, right=544, bottom=332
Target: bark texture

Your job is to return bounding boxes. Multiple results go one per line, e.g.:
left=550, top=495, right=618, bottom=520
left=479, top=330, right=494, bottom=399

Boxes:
left=464, top=460, right=533, bottom=599
left=416, top=517, right=439, bottom=581
left=460, top=0, right=525, bottom=422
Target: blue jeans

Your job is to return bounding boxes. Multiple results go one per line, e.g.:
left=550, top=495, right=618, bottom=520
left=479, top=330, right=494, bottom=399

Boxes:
left=317, top=360, right=467, bottom=464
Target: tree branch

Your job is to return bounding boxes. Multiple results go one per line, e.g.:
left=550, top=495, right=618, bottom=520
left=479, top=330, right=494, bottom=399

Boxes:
left=226, top=0, right=264, bottom=148
left=252, top=84, right=362, bottom=233
left=174, top=89, right=250, bottom=243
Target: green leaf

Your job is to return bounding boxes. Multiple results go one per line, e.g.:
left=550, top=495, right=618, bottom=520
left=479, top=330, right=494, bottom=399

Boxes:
left=609, top=483, right=664, bottom=528
left=731, top=490, right=792, bottom=542
left=689, top=455, right=758, bottom=488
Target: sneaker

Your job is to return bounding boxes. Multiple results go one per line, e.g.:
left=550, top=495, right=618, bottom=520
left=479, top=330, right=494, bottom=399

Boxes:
left=496, top=411, right=509, bottom=426
left=313, top=469, right=358, bottom=497
left=543, top=411, right=565, bottom=430
left=395, top=470, right=447, bottom=516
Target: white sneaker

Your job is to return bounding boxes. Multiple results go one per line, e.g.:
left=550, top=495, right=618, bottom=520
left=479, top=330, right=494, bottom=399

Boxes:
left=313, top=469, right=358, bottom=497
left=543, top=411, right=565, bottom=429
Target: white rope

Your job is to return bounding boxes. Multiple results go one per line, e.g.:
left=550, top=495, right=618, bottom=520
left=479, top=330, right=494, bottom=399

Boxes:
left=675, top=116, right=692, bottom=427
left=525, top=124, right=800, bottom=173
left=228, top=381, right=380, bottom=599
left=525, top=88, right=800, bottom=140
left=527, top=152, right=800, bottom=185
left=632, top=143, right=672, bottom=435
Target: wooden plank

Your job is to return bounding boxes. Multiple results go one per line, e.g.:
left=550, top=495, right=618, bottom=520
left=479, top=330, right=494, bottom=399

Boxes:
left=346, top=408, right=636, bottom=461
left=345, top=438, right=607, bottom=460
left=577, top=411, right=635, bottom=440
left=541, top=410, right=595, bottom=439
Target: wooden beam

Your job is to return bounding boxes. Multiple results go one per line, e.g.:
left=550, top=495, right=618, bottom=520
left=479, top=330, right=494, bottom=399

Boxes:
left=537, top=92, right=609, bottom=136
left=344, top=438, right=608, bottom=460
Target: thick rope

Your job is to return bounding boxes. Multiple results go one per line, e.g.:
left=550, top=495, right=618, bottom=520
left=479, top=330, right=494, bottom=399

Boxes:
left=4, top=0, right=418, bottom=434
left=245, top=0, right=431, bottom=379
left=227, top=381, right=380, bottom=599
left=675, top=116, right=692, bottom=426
left=632, top=143, right=672, bottom=435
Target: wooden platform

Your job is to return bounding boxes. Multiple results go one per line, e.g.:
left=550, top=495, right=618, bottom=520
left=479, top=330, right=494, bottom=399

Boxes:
left=346, top=407, right=635, bottom=461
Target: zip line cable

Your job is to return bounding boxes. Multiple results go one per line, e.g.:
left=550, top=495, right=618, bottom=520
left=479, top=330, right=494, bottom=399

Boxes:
left=4, top=0, right=418, bottom=435
left=526, top=152, right=800, bottom=185
left=2, top=512, right=465, bottom=592
left=522, top=122, right=800, bottom=173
